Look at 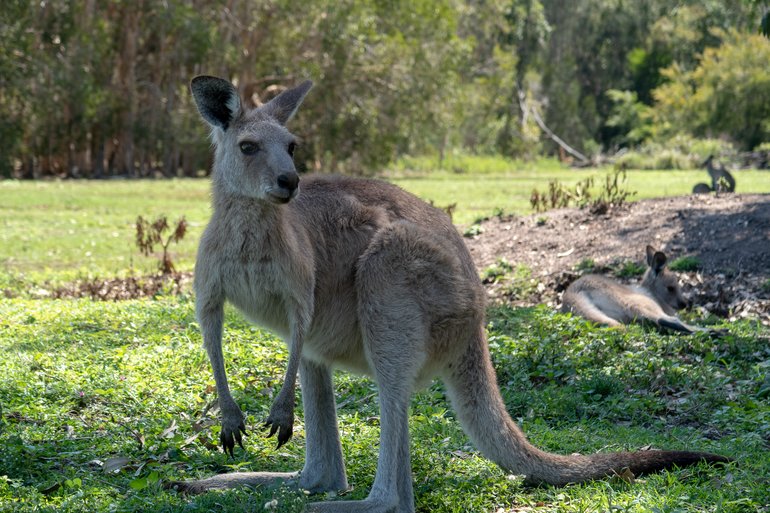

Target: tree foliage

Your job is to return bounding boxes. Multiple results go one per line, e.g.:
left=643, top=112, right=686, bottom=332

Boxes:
left=653, top=31, right=770, bottom=150
left=0, top=0, right=764, bottom=178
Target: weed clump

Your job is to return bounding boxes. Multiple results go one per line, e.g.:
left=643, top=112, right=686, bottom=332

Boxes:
left=135, top=215, right=188, bottom=274
left=530, top=169, right=636, bottom=214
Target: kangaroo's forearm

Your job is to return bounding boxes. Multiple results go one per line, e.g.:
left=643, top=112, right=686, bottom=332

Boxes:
left=264, top=315, right=306, bottom=447
left=277, top=332, right=302, bottom=403
left=200, top=304, right=235, bottom=404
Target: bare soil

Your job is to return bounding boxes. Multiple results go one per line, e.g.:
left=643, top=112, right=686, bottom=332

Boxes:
left=464, top=193, right=770, bottom=325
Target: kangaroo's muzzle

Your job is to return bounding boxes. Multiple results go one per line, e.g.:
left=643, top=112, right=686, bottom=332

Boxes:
left=272, top=172, right=300, bottom=203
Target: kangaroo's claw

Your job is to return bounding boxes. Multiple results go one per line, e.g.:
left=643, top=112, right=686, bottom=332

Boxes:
left=264, top=414, right=294, bottom=448
left=220, top=413, right=247, bottom=457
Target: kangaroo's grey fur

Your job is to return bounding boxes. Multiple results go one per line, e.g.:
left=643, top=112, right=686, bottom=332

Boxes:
left=561, top=246, right=702, bottom=333
left=172, top=76, right=730, bottom=512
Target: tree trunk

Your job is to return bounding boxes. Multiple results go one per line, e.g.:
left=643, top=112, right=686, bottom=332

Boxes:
left=115, top=1, right=141, bottom=177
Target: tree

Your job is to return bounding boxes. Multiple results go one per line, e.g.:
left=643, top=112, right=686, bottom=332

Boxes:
left=653, top=30, right=770, bottom=150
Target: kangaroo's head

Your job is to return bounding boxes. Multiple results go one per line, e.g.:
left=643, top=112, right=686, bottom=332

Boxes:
left=190, top=76, right=313, bottom=203
left=641, top=245, right=688, bottom=314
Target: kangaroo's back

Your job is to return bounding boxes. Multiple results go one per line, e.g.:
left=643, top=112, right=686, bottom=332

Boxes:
left=292, top=175, right=470, bottom=268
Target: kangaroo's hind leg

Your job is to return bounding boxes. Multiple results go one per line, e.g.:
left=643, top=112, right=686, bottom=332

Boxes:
left=564, top=294, right=623, bottom=327
left=307, top=223, right=437, bottom=513
left=306, top=317, right=422, bottom=513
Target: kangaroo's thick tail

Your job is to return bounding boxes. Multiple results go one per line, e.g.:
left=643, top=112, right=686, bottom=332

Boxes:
left=442, top=328, right=732, bottom=486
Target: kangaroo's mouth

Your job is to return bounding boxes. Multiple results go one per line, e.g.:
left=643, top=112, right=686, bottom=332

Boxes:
left=268, top=187, right=298, bottom=204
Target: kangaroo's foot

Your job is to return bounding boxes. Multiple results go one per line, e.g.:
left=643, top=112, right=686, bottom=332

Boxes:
left=306, top=495, right=413, bottom=513
left=165, top=471, right=299, bottom=494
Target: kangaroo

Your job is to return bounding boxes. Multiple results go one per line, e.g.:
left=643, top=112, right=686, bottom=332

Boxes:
left=561, top=246, right=700, bottom=333
left=692, top=182, right=712, bottom=194
left=172, top=76, right=730, bottom=512
left=704, top=155, right=736, bottom=193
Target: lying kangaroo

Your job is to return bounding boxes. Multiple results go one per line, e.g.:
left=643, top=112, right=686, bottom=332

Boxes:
left=174, top=76, right=729, bottom=512
left=562, top=246, right=700, bottom=333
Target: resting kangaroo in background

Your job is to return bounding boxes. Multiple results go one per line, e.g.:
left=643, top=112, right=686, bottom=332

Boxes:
left=562, top=246, right=701, bottom=333
left=174, top=76, right=729, bottom=512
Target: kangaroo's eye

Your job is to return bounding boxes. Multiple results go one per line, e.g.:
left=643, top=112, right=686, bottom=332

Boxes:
left=287, top=142, right=296, bottom=157
left=667, top=286, right=676, bottom=292
left=239, top=142, right=259, bottom=155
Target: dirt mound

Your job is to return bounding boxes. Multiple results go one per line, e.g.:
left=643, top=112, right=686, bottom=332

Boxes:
left=465, top=193, right=770, bottom=324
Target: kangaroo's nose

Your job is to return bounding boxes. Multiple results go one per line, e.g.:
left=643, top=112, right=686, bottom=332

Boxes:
left=277, top=172, right=299, bottom=193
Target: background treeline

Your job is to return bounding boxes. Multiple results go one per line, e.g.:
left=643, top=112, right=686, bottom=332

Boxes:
left=1, top=0, right=767, bottom=179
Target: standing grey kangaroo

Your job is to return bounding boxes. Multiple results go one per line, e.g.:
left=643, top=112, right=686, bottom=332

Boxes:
left=175, top=76, right=729, bottom=512
left=562, top=246, right=699, bottom=333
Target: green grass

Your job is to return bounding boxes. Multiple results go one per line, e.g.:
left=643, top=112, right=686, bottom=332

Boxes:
left=1, top=299, right=768, bottom=512
left=0, top=179, right=211, bottom=288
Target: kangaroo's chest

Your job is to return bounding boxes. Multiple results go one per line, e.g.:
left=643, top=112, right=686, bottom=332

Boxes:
left=220, top=257, right=290, bottom=334
left=203, top=219, right=300, bottom=336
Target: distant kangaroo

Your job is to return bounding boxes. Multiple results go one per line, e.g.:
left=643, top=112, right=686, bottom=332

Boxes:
left=562, top=246, right=701, bottom=333
left=172, top=76, right=729, bottom=512
left=694, top=155, right=735, bottom=194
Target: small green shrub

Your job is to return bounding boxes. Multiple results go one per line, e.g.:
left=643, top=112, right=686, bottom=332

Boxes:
left=530, top=169, right=635, bottom=214
left=482, top=259, right=514, bottom=283
left=501, top=265, right=538, bottom=300
left=463, top=223, right=484, bottom=237
left=616, top=261, right=645, bottom=278
left=575, top=259, right=596, bottom=272
left=669, top=256, right=701, bottom=272
left=589, top=169, right=636, bottom=214
left=530, top=176, right=595, bottom=213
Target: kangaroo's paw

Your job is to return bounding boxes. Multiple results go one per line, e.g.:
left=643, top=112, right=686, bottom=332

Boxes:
left=264, top=394, right=295, bottom=448
left=219, top=402, right=247, bottom=456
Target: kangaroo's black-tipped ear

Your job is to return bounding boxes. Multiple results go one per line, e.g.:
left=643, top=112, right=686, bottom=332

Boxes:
left=646, top=245, right=656, bottom=267
left=262, top=80, right=313, bottom=125
left=190, top=76, right=242, bottom=131
left=646, top=245, right=667, bottom=274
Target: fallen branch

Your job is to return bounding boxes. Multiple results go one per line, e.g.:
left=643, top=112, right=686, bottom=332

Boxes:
left=519, top=91, right=589, bottom=164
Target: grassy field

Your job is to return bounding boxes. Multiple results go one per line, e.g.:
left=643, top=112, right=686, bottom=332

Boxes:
left=1, top=299, right=768, bottom=512
left=1, top=159, right=769, bottom=512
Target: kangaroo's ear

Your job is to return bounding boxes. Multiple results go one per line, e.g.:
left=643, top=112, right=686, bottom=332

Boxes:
left=649, top=249, right=667, bottom=274
left=262, top=80, right=313, bottom=125
left=190, top=76, right=242, bottom=131
left=645, top=245, right=656, bottom=267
